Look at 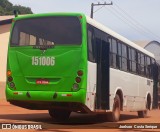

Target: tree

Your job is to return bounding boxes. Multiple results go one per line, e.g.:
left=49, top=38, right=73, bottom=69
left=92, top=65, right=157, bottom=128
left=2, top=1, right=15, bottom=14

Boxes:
left=12, top=5, right=32, bottom=14
left=0, top=0, right=33, bottom=15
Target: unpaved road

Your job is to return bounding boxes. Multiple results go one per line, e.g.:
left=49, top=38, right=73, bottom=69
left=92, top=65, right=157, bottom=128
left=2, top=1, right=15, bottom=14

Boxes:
left=0, top=82, right=160, bottom=131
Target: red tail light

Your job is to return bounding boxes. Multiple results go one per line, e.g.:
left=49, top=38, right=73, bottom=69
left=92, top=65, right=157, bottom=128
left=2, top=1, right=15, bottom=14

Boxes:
left=75, top=77, right=81, bottom=83
left=7, top=70, right=12, bottom=76
left=77, top=70, right=83, bottom=76
left=8, top=76, right=13, bottom=82
left=79, top=16, right=83, bottom=19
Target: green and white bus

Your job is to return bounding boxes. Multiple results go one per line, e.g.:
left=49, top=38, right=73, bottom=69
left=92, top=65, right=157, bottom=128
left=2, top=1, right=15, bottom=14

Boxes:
left=6, top=13, right=157, bottom=122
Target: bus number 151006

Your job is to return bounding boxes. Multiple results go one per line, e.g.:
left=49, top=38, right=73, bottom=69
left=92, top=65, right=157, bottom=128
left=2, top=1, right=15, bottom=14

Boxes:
left=32, top=56, right=55, bottom=66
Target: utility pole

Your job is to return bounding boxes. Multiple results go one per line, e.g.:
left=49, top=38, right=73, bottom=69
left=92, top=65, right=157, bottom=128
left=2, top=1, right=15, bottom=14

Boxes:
left=90, top=2, right=113, bottom=18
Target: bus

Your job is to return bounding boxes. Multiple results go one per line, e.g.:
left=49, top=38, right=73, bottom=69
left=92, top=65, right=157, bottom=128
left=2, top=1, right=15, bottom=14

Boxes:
left=6, top=13, right=157, bottom=122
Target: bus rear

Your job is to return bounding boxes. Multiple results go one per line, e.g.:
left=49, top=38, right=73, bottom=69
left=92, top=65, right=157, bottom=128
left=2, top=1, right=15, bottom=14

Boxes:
left=6, top=13, right=89, bottom=119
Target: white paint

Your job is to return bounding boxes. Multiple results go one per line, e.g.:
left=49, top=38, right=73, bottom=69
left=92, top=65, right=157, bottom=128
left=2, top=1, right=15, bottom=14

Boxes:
left=0, top=25, right=11, bottom=82
left=18, top=92, right=23, bottom=95
left=85, top=16, right=153, bottom=113
left=32, top=56, right=55, bottom=66
left=110, top=68, right=153, bottom=112
left=85, top=61, right=97, bottom=111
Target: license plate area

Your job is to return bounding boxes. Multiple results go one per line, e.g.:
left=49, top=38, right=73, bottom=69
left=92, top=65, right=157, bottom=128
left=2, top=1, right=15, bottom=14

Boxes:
left=36, top=79, right=49, bottom=84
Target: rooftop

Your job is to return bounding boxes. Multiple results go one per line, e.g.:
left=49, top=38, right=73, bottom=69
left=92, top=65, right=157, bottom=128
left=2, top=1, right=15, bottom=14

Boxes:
left=0, top=15, right=14, bottom=21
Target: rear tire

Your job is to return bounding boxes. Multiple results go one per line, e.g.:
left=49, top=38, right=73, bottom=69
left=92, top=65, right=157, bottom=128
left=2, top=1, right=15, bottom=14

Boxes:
left=48, top=109, right=71, bottom=121
left=108, top=94, right=121, bottom=122
left=137, top=103, right=148, bottom=118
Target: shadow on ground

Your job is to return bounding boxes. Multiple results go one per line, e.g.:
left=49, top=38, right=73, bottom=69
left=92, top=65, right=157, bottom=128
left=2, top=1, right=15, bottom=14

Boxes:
left=0, top=112, right=140, bottom=129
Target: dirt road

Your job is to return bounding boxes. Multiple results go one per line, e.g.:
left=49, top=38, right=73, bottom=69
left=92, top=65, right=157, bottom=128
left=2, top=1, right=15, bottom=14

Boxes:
left=0, top=83, right=160, bottom=131
left=0, top=100, right=160, bottom=131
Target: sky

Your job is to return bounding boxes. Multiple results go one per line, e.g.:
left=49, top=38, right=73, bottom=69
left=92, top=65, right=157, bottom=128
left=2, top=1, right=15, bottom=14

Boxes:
left=8, top=0, right=160, bottom=42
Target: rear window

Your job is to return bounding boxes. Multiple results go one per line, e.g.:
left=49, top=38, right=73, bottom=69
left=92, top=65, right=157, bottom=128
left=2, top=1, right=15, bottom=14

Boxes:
left=11, top=16, right=82, bottom=46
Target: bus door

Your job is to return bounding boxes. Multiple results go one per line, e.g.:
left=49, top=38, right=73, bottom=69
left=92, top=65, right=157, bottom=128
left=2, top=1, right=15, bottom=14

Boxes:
left=95, top=38, right=110, bottom=110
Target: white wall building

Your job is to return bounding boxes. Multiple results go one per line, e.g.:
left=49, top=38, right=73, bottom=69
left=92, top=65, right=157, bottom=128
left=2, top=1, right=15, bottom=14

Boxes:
left=0, top=16, right=13, bottom=82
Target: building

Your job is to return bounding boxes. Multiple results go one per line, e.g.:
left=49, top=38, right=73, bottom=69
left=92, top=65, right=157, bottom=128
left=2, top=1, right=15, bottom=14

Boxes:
left=0, top=16, right=13, bottom=82
left=144, top=41, right=160, bottom=64
left=135, top=40, right=160, bottom=64
left=134, top=40, right=150, bottom=48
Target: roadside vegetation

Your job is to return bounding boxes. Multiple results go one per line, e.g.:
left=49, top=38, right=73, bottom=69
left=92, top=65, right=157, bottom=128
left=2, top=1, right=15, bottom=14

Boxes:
left=0, top=0, right=33, bottom=15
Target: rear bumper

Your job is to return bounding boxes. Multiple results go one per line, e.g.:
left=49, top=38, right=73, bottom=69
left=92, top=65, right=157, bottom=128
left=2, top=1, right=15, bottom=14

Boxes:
left=6, top=87, right=88, bottom=111
left=8, top=100, right=91, bottom=113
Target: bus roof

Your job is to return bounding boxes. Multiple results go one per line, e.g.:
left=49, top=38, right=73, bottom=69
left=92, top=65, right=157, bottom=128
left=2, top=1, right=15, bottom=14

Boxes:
left=86, top=16, right=154, bottom=58
left=12, top=12, right=84, bottom=21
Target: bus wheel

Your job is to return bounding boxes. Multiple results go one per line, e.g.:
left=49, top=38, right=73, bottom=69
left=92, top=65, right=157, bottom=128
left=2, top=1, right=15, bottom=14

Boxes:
left=108, top=94, right=121, bottom=122
left=48, top=109, right=71, bottom=121
left=137, top=103, right=148, bottom=118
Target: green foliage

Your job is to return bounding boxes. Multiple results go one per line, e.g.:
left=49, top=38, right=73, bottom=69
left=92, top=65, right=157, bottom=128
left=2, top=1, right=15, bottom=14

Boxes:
left=12, top=5, right=32, bottom=14
left=0, top=0, right=33, bottom=15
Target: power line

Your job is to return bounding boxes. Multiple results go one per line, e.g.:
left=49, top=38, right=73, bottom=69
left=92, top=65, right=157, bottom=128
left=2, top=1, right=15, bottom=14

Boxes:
left=110, top=0, right=160, bottom=41
left=93, top=0, right=160, bottom=41
left=105, top=7, right=153, bottom=39
left=93, top=5, right=105, bottom=13
left=90, top=2, right=112, bottom=18
left=94, top=1, right=153, bottom=40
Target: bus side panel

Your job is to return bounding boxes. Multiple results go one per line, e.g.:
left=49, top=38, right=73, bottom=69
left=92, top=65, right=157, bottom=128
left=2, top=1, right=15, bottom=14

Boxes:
left=110, top=68, right=139, bottom=111
left=110, top=68, right=153, bottom=112
left=85, top=61, right=97, bottom=111
left=137, top=76, right=153, bottom=110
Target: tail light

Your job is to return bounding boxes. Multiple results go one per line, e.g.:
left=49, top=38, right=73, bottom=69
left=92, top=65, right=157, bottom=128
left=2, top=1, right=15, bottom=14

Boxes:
left=73, top=83, right=79, bottom=90
left=72, top=70, right=83, bottom=91
left=77, top=70, right=83, bottom=76
left=7, top=70, right=12, bottom=76
left=10, top=82, right=15, bottom=88
left=79, top=16, right=83, bottom=19
left=75, top=77, right=81, bottom=83
left=7, top=70, right=16, bottom=89
left=8, top=76, right=13, bottom=82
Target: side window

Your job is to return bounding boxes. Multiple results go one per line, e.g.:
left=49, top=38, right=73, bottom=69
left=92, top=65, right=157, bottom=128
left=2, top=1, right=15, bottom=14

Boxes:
left=109, top=37, right=112, bottom=66
left=137, top=52, right=141, bottom=75
left=150, top=58, right=155, bottom=79
left=138, top=52, right=153, bottom=78
left=94, top=27, right=109, bottom=63
left=131, top=48, right=137, bottom=73
left=128, top=47, right=132, bottom=72
left=122, top=44, right=127, bottom=58
left=87, top=25, right=95, bottom=62
left=146, top=57, right=151, bottom=78
left=117, top=42, right=122, bottom=69
left=112, top=39, right=117, bottom=54
left=140, top=54, right=145, bottom=76
left=121, top=44, right=127, bottom=71
left=151, top=59, right=159, bottom=80
left=108, top=38, right=112, bottom=52
left=118, top=42, right=122, bottom=55
left=110, top=38, right=117, bottom=68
